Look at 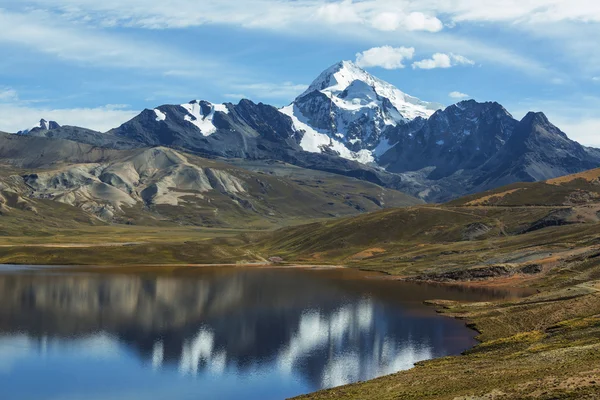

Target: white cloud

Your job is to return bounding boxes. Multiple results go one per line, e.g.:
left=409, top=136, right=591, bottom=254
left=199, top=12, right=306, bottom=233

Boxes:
left=449, top=53, right=475, bottom=66
left=5, top=0, right=598, bottom=80
left=0, top=1, right=562, bottom=78
left=30, top=0, right=600, bottom=29
left=315, top=0, right=362, bottom=25
left=403, top=12, right=444, bottom=32
left=413, top=53, right=452, bottom=69
left=370, top=11, right=442, bottom=32
left=0, top=0, right=596, bottom=110
left=424, top=0, right=600, bottom=24
left=412, top=53, right=474, bottom=69
left=511, top=95, right=600, bottom=148
left=370, top=12, right=402, bottom=31
left=0, top=88, right=18, bottom=102
left=593, top=77, right=600, bottom=82
left=23, top=0, right=444, bottom=33
left=0, top=102, right=138, bottom=133
left=552, top=117, right=600, bottom=147
left=355, top=46, right=415, bottom=69
left=0, top=8, right=217, bottom=74
left=449, top=91, right=470, bottom=99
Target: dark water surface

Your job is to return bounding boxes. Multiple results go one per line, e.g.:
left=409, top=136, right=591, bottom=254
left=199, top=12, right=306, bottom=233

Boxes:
left=0, top=266, right=526, bottom=400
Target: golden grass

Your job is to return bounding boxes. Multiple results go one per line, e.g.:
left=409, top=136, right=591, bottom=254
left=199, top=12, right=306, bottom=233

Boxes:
left=465, top=189, right=523, bottom=206
left=547, top=168, right=600, bottom=185
left=297, top=289, right=600, bottom=400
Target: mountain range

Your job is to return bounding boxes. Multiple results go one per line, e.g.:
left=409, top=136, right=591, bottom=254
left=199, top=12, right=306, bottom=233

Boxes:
left=5, top=60, right=599, bottom=226
left=0, top=132, right=420, bottom=230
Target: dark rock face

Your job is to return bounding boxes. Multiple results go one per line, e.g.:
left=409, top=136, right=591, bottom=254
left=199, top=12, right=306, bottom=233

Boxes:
left=377, top=104, right=600, bottom=201
left=18, top=119, right=61, bottom=135
left=15, top=117, right=139, bottom=149
left=27, top=100, right=600, bottom=204
left=110, top=99, right=302, bottom=159
left=47, top=120, right=61, bottom=130
left=411, top=264, right=543, bottom=283
left=11, top=63, right=600, bottom=204
left=293, top=83, right=393, bottom=150
left=107, top=98, right=414, bottom=189
left=472, top=112, right=600, bottom=191
left=379, top=101, right=517, bottom=179
left=30, top=125, right=140, bottom=149
left=521, top=209, right=576, bottom=234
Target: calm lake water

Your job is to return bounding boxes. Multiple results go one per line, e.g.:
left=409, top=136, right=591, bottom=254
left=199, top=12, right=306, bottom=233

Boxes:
left=0, top=266, right=525, bottom=400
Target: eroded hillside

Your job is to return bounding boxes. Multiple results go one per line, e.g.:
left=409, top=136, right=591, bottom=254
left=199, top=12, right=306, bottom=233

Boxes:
left=0, top=134, right=420, bottom=230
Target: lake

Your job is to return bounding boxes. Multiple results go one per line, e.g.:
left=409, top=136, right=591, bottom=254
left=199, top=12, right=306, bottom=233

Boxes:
left=0, top=266, right=525, bottom=400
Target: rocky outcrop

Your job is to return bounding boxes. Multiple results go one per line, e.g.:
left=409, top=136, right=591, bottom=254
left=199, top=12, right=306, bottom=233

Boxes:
left=410, top=264, right=543, bottom=283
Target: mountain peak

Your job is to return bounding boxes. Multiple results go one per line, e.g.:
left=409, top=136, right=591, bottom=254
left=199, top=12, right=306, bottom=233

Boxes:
left=484, top=111, right=570, bottom=165
left=17, top=119, right=60, bottom=134
left=516, top=111, right=569, bottom=141
left=328, top=60, right=362, bottom=74
left=298, top=60, right=442, bottom=119
left=447, top=100, right=513, bottom=120
left=37, top=119, right=61, bottom=130
left=283, top=60, right=444, bottom=165
left=521, top=111, right=550, bottom=126
left=300, top=60, right=370, bottom=98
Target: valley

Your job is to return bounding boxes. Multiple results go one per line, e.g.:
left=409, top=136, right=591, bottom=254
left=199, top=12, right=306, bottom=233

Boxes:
left=1, top=60, right=600, bottom=399
left=2, top=166, right=599, bottom=399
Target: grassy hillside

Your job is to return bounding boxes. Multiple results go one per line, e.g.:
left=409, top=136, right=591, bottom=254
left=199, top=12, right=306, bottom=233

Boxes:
left=298, top=281, right=600, bottom=400
left=281, top=169, right=600, bottom=399
left=449, top=167, right=600, bottom=207
left=1, top=156, right=600, bottom=397
left=249, top=169, right=599, bottom=275
left=252, top=204, right=584, bottom=275
left=0, top=134, right=421, bottom=231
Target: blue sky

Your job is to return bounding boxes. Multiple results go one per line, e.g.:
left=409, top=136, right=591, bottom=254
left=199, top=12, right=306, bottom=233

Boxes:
left=0, top=0, right=599, bottom=145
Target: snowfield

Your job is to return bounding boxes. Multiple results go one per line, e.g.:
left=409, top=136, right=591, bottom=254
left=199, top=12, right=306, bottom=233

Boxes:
left=181, top=101, right=229, bottom=136
left=280, top=60, right=442, bottom=165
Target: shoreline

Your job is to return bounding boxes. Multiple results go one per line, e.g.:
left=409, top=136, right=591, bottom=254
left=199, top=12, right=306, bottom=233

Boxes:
left=0, top=262, right=346, bottom=272
left=3, top=262, right=595, bottom=398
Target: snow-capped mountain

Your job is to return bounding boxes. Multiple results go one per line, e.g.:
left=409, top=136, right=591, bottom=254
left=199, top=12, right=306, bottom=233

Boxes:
left=18, top=60, right=598, bottom=203
left=18, top=119, right=61, bottom=135
left=281, top=61, right=443, bottom=164
left=178, top=100, right=230, bottom=136
left=112, top=62, right=444, bottom=166
left=109, top=99, right=303, bottom=159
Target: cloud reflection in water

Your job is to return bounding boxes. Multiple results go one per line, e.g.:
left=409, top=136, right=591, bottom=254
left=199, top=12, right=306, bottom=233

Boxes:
left=0, top=268, right=486, bottom=399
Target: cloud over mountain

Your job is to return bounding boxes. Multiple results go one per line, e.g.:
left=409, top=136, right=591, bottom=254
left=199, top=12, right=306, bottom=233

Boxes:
left=412, top=53, right=475, bottom=69
left=355, top=46, right=415, bottom=69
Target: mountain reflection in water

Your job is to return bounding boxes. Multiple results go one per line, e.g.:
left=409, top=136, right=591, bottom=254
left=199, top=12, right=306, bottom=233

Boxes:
left=0, top=267, right=523, bottom=400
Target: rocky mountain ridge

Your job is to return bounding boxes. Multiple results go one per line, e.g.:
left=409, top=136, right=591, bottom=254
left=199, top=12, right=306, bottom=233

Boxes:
left=11, top=61, right=600, bottom=202
left=0, top=133, right=419, bottom=227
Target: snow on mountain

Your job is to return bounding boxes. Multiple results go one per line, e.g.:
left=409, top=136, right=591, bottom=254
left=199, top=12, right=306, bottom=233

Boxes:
left=154, top=109, right=166, bottom=122
left=282, top=60, right=443, bottom=164
left=17, top=119, right=61, bottom=135
left=180, top=100, right=229, bottom=136
left=300, top=60, right=441, bottom=121
left=280, top=104, right=375, bottom=164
